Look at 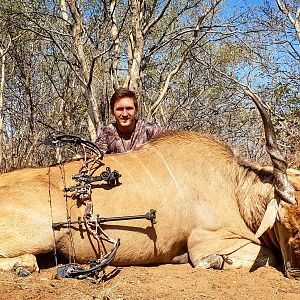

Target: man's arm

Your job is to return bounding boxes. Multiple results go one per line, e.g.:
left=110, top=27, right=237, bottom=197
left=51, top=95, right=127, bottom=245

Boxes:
left=146, top=122, right=162, bottom=140
left=95, top=128, right=108, bottom=154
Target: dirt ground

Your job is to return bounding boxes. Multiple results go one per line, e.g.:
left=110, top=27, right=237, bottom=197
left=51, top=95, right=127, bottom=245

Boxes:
left=1, top=263, right=300, bottom=300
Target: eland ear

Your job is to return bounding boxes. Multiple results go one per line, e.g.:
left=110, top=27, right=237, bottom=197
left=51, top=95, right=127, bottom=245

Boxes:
left=255, top=198, right=279, bottom=238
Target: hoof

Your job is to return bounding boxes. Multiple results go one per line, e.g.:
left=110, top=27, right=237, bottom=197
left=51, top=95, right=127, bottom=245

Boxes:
left=13, top=263, right=31, bottom=277
left=15, top=267, right=32, bottom=277
left=196, top=254, right=225, bottom=269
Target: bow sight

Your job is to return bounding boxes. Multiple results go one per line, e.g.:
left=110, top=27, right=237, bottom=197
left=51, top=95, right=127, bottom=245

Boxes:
left=72, top=167, right=121, bottom=186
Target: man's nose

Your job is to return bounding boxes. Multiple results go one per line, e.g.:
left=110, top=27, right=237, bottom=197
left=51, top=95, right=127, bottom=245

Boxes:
left=122, top=109, right=128, bottom=116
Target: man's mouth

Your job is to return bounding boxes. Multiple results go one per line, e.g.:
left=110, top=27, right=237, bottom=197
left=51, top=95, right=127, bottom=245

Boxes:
left=119, top=118, right=131, bottom=125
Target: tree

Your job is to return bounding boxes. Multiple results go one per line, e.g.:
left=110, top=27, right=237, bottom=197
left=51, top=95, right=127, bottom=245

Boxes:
left=1, top=0, right=299, bottom=173
left=0, top=32, right=11, bottom=169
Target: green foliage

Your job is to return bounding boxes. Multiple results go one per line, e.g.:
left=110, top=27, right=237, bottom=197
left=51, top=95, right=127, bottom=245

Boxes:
left=213, top=43, right=253, bottom=67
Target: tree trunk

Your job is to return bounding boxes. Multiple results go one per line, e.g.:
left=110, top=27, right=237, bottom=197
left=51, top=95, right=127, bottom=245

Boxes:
left=65, top=0, right=101, bottom=140
left=124, top=0, right=144, bottom=96
left=0, top=48, right=5, bottom=168
left=110, top=0, right=121, bottom=89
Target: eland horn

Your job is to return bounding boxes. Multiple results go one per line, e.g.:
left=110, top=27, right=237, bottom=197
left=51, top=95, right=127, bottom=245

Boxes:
left=245, top=90, right=296, bottom=205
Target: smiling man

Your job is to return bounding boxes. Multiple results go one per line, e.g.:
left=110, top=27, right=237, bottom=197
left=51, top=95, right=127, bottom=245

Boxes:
left=95, top=88, right=162, bottom=154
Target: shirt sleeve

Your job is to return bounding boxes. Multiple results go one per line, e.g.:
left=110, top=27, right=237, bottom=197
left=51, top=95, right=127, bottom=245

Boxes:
left=146, top=122, right=162, bottom=140
left=95, top=127, right=108, bottom=154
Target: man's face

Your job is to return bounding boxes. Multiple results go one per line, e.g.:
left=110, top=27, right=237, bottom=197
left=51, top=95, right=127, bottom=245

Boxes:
left=112, top=97, right=137, bottom=131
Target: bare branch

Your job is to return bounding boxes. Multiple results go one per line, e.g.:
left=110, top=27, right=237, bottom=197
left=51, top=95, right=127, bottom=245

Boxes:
left=276, top=0, right=300, bottom=42
left=143, top=0, right=172, bottom=35
left=147, top=53, right=186, bottom=119
left=60, top=0, right=69, bottom=22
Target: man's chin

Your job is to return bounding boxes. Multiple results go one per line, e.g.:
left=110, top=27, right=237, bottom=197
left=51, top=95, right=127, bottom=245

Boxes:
left=119, top=122, right=131, bottom=127
left=118, top=120, right=134, bottom=127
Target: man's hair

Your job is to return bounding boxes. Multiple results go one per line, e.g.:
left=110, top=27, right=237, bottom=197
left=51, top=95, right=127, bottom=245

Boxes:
left=110, top=87, right=138, bottom=110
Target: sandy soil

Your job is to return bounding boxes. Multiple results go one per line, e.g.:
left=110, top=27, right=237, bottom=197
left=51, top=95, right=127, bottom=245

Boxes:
left=1, top=264, right=300, bottom=300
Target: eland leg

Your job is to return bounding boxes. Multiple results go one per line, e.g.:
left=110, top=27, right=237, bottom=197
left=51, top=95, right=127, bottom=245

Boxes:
left=222, top=243, right=277, bottom=270
left=187, top=228, right=277, bottom=270
left=0, top=254, right=39, bottom=275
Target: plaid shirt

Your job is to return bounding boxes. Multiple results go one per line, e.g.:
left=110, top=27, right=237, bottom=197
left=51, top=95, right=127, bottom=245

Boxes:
left=95, top=119, right=162, bottom=154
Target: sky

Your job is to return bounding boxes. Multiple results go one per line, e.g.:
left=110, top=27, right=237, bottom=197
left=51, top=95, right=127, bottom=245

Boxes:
left=224, top=0, right=273, bottom=15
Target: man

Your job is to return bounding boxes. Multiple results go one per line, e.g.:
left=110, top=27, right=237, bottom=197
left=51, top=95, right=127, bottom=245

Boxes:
left=95, top=88, right=162, bottom=154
